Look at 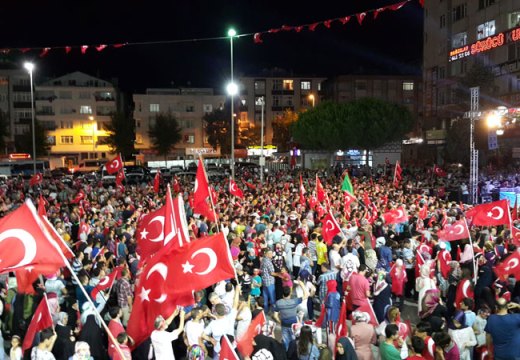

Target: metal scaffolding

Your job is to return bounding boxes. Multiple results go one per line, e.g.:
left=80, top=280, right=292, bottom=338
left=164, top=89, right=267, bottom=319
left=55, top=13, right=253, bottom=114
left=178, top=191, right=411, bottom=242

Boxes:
left=469, top=87, right=479, bottom=205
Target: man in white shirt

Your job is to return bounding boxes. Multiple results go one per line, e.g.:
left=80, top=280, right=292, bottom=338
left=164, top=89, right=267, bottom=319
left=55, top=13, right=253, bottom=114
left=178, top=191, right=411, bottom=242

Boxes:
left=151, top=308, right=185, bottom=360
left=184, top=307, right=206, bottom=348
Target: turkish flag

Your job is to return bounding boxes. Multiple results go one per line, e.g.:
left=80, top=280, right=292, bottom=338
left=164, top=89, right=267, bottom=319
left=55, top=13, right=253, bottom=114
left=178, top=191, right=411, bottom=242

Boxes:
left=40, top=215, right=74, bottom=259
left=153, top=171, right=161, bottom=194
left=165, top=188, right=190, bottom=249
left=494, top=251, right=520, bottom=280
left=0, top=200, right=65, bottom=274
left=465, top=199, right=510, bottom=226
left=382, top=207, right=408, bottom=224
left=105, top=153, right=123, bottom=175
left=242, top=180, right=256, bottom=191
left=438, top=249, right=452, bottom=278
left=78, top=220, right=90, bottom=240
left=29, top=173, right=43, bottom=187
left=229, top=178, right=244, bottom=199
left=335, top=299, right=348, bottom=338
left=355, top=298, right=379, bottom=326
left=393, top=161, right=402, bottom=188
left=71, top=190, right=85, bottom=204
left=437, top=219, right=470, bottom=241
left=22, top=296, right=53, bottom=351
left=316, top=175, right=326, bottom=202
left=115, top=169, right=125, bottom=186
left=512, top=198, right=518, bottom=221
left=344, top=191, right=357, bottom=208
left=38, top=194, right=47, bottom=217
left=322, top=211, right=342, bottom=245
left=455, top=279, right=474, bottom=308
left=91, top=267, right=122, bottom=300
left=193, top=159, right=215, bottom=221
left=418, top=204, right=428, bottom=220
left=172, top=176, right=181, bottom=193
left=433, top=165, right=447, bottom=177
left=166, top=232, right=235, bottom=294
left=512, top=227, right=520, bottom=247
left=220, top=335, right=240, bottom=360
left=237, top=311, right=266, bottom=357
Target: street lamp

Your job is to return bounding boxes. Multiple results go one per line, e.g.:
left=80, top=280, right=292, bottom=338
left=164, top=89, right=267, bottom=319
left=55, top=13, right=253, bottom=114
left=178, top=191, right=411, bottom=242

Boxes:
left=255, top=96, right=265, bottom=184
left=228, top=27, right=237, bottom=179
left=24, top=62, right=36, bottom=175
left=88, top=116, right=96, bottom=157
left=308, top=94, right=315, bottom=108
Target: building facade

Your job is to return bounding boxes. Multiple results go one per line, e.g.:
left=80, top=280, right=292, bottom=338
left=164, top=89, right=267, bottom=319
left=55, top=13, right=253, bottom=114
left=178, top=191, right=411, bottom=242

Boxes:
left=133, top=88, right=226, bottom=160
left=35, top=72, right=118, bottom=167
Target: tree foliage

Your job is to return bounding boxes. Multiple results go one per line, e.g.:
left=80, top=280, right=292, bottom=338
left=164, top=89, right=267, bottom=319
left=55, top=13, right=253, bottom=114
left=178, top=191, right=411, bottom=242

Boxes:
left=101, top=112, right=135, bottom=159
left=148, top=112, right=182, bottom=160
left=203, top=107, right=231, bottom=154
left=238, top=126, right=260, bottom=147
left=14, top=119, right=49, bottom=156
left=292, top=98, right=413, bottom=150
left=272, top=110, right=299, bottom=151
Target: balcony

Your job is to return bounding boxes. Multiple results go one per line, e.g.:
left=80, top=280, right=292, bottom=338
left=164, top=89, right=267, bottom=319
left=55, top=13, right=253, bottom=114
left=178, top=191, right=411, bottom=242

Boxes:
left=36, top=110, right=55, bottom=116
left=94, top=95, right=115, bottom=102
left=271, top=89, right=294, bottom=95
left=271, top=105, right=294, bottom=111
left=12, top=85, right=31, bottom=92
left=13, top=101, right=32, bottom=109
left=96, top=110, right=114, bottom=116
left=17, top=118, right=32, bottom=125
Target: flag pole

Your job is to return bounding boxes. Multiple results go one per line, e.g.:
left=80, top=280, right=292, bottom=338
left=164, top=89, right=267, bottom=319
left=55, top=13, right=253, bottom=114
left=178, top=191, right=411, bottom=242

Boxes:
left=464, top=218, right=478, bottom=284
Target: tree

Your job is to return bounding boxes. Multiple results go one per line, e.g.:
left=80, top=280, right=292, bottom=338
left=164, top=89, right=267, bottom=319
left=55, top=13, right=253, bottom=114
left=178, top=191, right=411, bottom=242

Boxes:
left=238, top=126, right=261, bottom=147
left=0, top=110, right=9, bottom=152
left=203, top=107, right=231, bottom=154
left=272, top=110, right=299, bottom=151
left=148, top=112, right=182, bottom=164
left=100, top=112, right=135, bottom=159
left=292, top=99, right=413, bottom=151
left=14, top=119, right=49, bottom=156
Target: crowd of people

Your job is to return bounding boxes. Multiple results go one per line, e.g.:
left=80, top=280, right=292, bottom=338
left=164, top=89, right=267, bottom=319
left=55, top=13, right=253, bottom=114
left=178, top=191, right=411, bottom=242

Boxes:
left=0, top=163, right=519, bottom=360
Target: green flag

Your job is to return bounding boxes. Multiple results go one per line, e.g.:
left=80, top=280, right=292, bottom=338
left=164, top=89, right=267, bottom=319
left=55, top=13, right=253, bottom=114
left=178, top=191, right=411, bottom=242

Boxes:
left=341, top=172, right=354, bottom=194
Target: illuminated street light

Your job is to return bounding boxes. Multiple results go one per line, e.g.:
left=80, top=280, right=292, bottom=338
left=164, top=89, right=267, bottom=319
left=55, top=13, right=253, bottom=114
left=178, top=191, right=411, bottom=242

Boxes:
left=486, top=112, right=501, bottom=128
left=496, top=129, right=504, bottom=135
left=24, top=62, right=36, bottom=175
left=308, top=94, right=315, bottom=107
left=228, top=27, right=237, bottom=179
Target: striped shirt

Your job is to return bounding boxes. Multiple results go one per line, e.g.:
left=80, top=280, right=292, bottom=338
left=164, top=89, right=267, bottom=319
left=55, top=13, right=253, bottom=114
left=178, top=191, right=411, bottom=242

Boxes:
left=260, top=257, right=276, bottom=287
left=116, top=278, right=132, bottom=307
left=317, top=270, right=337, bottom=301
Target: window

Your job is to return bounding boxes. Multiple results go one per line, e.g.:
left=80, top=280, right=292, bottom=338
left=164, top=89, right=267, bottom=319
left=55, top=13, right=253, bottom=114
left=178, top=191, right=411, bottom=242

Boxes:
left=60, top=136, right=73, bottom=144
left=81, top=136, right=93, bottom=145
left=439, top=66, right=446, bottom=79
left=150, top=104, right=160, bottom=112
left=80, top=105, right=92, bottom=114
left=452, top=32, right=468, bottom=48
left=46, top=136, right=56, bottom=146
left=254, top=80, right=266, bottom=94
left=185, top=105, right=195, bottom=112
left=60, top=121, right=73, bottom=129
left=184, top=134, right=195, bottom=144
left=301, top=81, right=311, bottom=90
left=203, top=104, right=213, bottom=113
left=59, top=91, right=72, bottom=99
left=283, top=80, right=294, bottom=90
left=272, top=80, right=283, bottom=90
left=452, top=3, right=467, bottom=22
left=509, top=12, right=520, bottom=29
left=440, top=14, right=446, bottom=28
left=272, top=96, right=281, bottom=106
left=355, top=80, right=367, bottom=91
left=479, top=0, right=495, bottom=10
left=79, top=91, right=91, bottom=99
left=477, top=20, right=496, bottom=40
left=403, top=82, right=414, bottom=91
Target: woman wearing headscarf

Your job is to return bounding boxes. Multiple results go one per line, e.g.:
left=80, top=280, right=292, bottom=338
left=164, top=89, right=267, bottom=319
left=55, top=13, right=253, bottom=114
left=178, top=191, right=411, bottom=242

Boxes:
left=69, top=341, right=94, bottom=360
left=325, top=280, right=340, bottom=329
left=52, top=312, right=75, bottom=360
left=273, top=242, right=286, bottom=300
left=419, top=288, right=447, bottom=323
left=389, top=259, right=407, bottom=311
left=372, top=271, right=391, bottom=323
left=78, top=308, right=108, bottom=360
left=335, top=337, right=358, bottom=360
left=252, top=334, right=287, bottom=360
left=447, top=310, right=477, bottom=360
left=416, top=261, right=436, bottom=315
left=350, top=312, right=376, bottom=360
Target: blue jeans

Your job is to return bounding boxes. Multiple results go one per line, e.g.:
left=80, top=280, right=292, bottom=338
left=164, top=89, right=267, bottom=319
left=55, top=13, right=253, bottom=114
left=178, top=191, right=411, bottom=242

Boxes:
left=281, top=326, right=294, bottom=351
left=262, top=284, right=276, bottom=312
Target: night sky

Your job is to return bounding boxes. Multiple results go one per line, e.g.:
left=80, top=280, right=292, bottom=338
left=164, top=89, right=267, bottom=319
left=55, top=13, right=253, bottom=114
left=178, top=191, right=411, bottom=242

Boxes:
left=0, top=0, right=423, bottom=93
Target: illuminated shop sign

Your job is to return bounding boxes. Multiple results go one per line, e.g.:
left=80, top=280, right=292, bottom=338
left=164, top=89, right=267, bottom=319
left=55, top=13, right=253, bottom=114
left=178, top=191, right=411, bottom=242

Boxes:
left=449, top=27, right=520, bottom=62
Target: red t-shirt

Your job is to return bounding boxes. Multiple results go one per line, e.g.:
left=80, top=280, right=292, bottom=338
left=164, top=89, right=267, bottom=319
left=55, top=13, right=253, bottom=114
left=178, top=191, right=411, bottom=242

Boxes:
left=108, top=319, right=125, bottom=359
left=349, top=272, right=370, bottom=306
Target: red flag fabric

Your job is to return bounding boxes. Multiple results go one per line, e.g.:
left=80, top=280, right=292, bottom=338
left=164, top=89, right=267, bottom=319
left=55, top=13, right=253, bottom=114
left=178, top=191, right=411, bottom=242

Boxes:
left=29, top=173, right=43, bottom=187
left=237, top=311, right=266, bottom=357
left=229, top=178, right=244, bottom=199
left=22, top=296, right=53, bottom=351
left=0, top=200, right=65, bottom=274
left=494, top=251, right=520, bottom=280
left=393, top=161, right=402, bottom=188
left=437, top=219, right=470, bottom=241
left=172, top=176, right=181, bottom=193
left=512, top=227, right=520, bottom=247
left=419, top=205, right=428, bottom=220
left=415, top=251, right=425, bottom=279
left=78, top=220, right=90, bottom=240
left=344, top=191, right=357, bottom=208
left=322, top=211, right=342, bottom=245
left=335, top=299, right=348, bottom=338
left=299, top=174, right=306, bottom=206
left=40, top=215, right=74, bottom=259
left=38, top=194, right=47, bottom=217
left=512, top=198, right=518, bottom=221
left=105, top=154, right=123, bottom=174
left=167, top=232, right=235, bottom=294
left=382, top=207, right=408, bottom=224
left=314, top=304, right=326, bottom=328
left=115, top=169, right=125, bottom=186
left=316, top=175, right=326, bottom=202
left=220, top=334, right=240, bottom=360
left=355, top=298, right=379, bottom=326
left=242, top=180, right=257, bottom=191
left=438, top=249, right=452, bottom=278
left=465, top=199, right=510, bottom=226
left=433, top=165, right=447, bottom=177
left=153, top=171, right=160, bottom=194
left=91, top=267, right=121, bottom=300
left=71, top=190, right=85, bottom=204
left=193, top=160, right=215, bottom=221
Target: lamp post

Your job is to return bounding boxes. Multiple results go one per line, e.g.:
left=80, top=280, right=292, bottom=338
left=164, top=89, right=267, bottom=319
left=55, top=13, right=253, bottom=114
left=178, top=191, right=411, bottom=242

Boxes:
left=255, top=96, right=265, bottom=184
left=24, top=62, right=36, bottom=175
left=227, top=27, right=237, bottom=180
left=308, top=94, right=315, bottom=108
left=89, top=115, right=96, bottom=157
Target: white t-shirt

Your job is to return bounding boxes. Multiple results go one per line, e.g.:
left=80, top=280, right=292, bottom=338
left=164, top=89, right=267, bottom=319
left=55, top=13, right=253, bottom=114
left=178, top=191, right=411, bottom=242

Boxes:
left=236, top=307, right=252, bottom=341
left=329, top=249, right=342, bottom=274
left=184, top=320, right=205, bottom=347
left=151, top=328, right=181, bottom=360
left=204, top=308, right=238, bottom=354
left=293, top=243, right=305, bottom=267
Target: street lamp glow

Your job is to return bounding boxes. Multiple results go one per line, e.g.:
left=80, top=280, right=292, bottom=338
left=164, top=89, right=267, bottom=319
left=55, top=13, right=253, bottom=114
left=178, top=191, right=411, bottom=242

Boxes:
left=486, top=112, right=501, bottom=128
left=24, top=62, right=34, bottom=72
left=228, top=28, right=237, bottom=37
left=496, top=129, right=505, bottom=135
left=226, top=82, right=238, bottom=96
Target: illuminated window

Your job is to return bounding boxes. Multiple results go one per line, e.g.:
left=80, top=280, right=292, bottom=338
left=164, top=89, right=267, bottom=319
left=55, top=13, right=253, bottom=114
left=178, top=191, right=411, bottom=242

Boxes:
left=60, top=136, right=73, bottom=144
left=203, top=104, right=213, bottom=113
left=451, top=32, right=467, bottom=49
left=81, top=136, right=93, bottom=145
left=283, top=80, right=294, bottom=91
left=60, top=121, right=73, bottom=129
left=80, top=105, right=92, bottom=114
left=509, top=12, right=520, bottom=29
left=184, top=134, right=195, bottom=143
left=150, top=104, right=160, bottom=112
left=477, top=20, right=496, bottom=40
left=301, top=81, right=311, bottom=90
left=403, top=82, right=414, bottom=91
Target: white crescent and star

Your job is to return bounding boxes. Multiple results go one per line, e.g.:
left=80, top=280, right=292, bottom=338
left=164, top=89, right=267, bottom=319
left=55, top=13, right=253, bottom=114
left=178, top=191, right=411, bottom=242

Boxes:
left=110, top=159, right=120, bottom=169
left=182, top=247, right=218, bottom=275
left=450, top=224, right=464, bottom=236
left=194, top=179, right=199, bottom=193
left=147, top=216, right=165, bottom=242
left=230, top=182, right=237, bottom=192
left=396, top=209, right=405, bottom=219
left=487, top=206, right=504, bottom=220
left=0, top=229, right=37, bottom=269
left=146, top=262, right=169, bottom=303
left=505, top=258, right=519, bottom=272
left=98, top=276, right=110, bottom=287
left=462, top=280, right=471, bottom=298
left=325, top=220, right=335, bottom=232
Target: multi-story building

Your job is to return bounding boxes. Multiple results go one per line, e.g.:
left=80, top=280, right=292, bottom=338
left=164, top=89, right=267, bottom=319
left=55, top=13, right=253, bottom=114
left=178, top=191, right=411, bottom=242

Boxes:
left=133, top=88, right=226, bottom=160
left=0, top=62, right=33, bottom=153
left=423, top=0, right=520, bottom=160
left=238, top=76, right=326, bottom=146
left=35, top=71, right=118, bottom=167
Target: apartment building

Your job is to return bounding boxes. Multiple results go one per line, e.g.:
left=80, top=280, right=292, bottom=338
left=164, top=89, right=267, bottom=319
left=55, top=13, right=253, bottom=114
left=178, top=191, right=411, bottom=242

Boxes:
left=133, top=88, right=226, bottom=160
left=35, top=71, right=118, bottom=167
